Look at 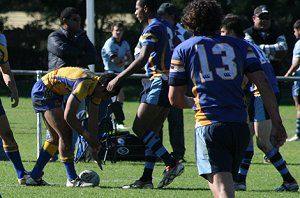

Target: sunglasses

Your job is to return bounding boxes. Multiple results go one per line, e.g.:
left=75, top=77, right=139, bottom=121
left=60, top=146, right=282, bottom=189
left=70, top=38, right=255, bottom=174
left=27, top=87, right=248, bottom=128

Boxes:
left=69, top=17, right=81, bottom=22
left=257, top=14, right=271, bottom=20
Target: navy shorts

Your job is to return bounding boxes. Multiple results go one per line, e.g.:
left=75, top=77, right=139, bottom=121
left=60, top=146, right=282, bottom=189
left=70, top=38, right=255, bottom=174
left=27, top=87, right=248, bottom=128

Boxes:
left=195, top=122, right=250, bottom=180
left=248, top=93, right=280, bottom=122
left=0, top=99, right=5, bottom=116
left=140, top=78, right=170, bottom=107
left=31, top=80, right=63, bottom=113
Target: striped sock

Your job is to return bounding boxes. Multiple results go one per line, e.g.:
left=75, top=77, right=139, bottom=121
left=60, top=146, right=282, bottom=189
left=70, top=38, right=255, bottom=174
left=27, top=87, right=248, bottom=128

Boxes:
left=142, top=131, right=176, bottom=167
left=296, top=118, right=300, bottom=137
left=140, top=147, right=156, bottom=181
left=31, top=141, right=58, bottom=179
left=4, top=145, right=26, bottom=179
left=266, top=147, right=295, bottom=182
left=236, top=145, right=254, bottom=182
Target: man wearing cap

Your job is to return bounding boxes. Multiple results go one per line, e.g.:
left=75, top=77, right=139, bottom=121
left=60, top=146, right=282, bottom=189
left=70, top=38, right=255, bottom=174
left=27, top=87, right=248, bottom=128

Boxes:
left=245, top=5, right=288, bottom=76
left=157, top=2, right=191, bottom=162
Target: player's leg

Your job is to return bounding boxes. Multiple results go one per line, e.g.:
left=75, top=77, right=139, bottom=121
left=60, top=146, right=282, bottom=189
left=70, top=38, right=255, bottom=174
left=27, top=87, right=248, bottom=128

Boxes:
left=254, top=96, right=298, bottom=192
left=287, top=80, right=300, bottom=141
left=0, top=99, right=26, bottom=184
left=234, top=122, right=254, bottom=191
left=208, top=172, right=235, bottom=198
left=168, top=107, right=185, bottom=161
left=27, top=112, right=59, bottom=184
left=196, top=123, right=249, bottom=197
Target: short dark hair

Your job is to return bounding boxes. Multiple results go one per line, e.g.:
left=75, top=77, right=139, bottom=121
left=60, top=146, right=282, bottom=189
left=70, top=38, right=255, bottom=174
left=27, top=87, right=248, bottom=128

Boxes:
left=111, top=21, right=124, bottom=31
left=181, top=0, right=223, bottom=36
left=60, top=7, right=80, bottom=25
left=99, top=73, right=122, bottom=96
left=138, top=0, right=158, bottom=12
left=294, top=19, right=300, bottom=29
left=221, top=14, right=245, bottom=38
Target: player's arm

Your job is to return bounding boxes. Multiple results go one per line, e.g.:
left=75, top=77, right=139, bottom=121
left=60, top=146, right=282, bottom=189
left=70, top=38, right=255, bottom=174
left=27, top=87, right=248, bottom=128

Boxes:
left=64, top=94, right=99, bottom=148
left=246, top=69, right=287, bottom=146
left=87, top=101, right=99, bottom=137
left=284, top=57, right=300, bottom=77
left=107, top=45, right=153, bottom=91
left=0, top=62, right=19, bottom=108
left=169, top=85, right=194, bottom=109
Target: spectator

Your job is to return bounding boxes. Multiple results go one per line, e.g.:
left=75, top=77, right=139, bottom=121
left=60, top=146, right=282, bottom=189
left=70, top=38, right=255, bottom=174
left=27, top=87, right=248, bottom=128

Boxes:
left=26, top=67, right=120, bottom=186
left=101, top=21, right=133, bottom=130
left=221, top=14, right=298, bottom=192
left=107, top=0, right=184, bottom=189
left=244, top=5, right=288, bottom=76
left=285, top=20, right=300, bottom=142
left=46, top=7, right=97, bottom=161
left=169, top=0, right=287, bottom=197
left=0, top=18, right=27, bottom=184
left=157, top=2, right=191, bottom=162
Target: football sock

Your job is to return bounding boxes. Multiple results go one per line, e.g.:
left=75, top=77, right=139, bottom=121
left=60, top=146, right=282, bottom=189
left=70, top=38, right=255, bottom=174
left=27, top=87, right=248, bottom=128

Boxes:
left=236, top=145, right=254, bottom=182
left=141, top=147, right=156, bottom=181
left=4, top=144, right=26, bottom=179
left=31, top=141, right=58, bottom=179
left=266, top=147, right=295, bottom=182
left=63, top=161, right=77, bottom=181
left=142, top=130, right=176, bottom=167
left=296, top=118, right=300, bottom=137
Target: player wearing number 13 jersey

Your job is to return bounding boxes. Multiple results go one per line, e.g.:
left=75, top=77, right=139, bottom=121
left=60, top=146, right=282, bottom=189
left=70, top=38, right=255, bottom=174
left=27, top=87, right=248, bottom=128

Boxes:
left=170, top=35, right=260, bottom=125
left=168, top=1, right=287, bottom=197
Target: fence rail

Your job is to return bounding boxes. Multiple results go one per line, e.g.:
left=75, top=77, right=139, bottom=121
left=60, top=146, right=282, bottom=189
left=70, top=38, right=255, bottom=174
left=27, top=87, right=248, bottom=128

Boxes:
left=10, top=69, right=300, bottom=158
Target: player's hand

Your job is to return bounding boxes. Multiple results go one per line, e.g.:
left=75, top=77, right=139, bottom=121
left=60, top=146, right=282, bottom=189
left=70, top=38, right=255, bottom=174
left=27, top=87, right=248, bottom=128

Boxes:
left=271, top=123, right=287, bottom=147
left=91, top=142, right=103, bottom=171
left=106, top=77, right=120, bottom=92
left=10, top=89, right=19, bottom=108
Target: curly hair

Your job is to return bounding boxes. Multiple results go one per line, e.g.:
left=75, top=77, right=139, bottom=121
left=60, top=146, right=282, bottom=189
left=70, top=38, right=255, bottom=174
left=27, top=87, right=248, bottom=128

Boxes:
left=181, top=0, right=223, bottom=36
left=99, top=73, right=121, bottom=96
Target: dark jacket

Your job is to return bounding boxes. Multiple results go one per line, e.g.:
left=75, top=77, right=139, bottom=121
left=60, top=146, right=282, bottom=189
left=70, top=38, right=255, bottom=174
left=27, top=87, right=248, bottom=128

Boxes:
left=47, top=27, right=97, bottom=71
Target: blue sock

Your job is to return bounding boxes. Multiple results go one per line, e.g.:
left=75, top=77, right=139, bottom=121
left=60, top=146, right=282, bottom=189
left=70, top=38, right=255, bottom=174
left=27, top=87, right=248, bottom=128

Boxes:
left=30, top=149, right=52, bottom=179
left=5, top=150, right=25, bottom=178
left=63, top=161, right=77, bottom=181
left=141, top=147, right=156, bottom=181
left=296, top=118, right=300, bottom=137
left=236, top=145, right=254, bottom=182
left=142, top=131, right=175, bottom=167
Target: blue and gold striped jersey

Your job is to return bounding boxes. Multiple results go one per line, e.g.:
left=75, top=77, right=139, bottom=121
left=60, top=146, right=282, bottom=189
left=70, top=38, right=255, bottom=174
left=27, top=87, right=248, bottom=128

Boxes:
left=41, top=67, right=102, bottom=104
left=139, top=18, right=171, bottom=79
left=169, top=35, right=261, bottom=126
left=246, top=40, right=279, bottom=96
left=0, top=34, right=8, bottom=65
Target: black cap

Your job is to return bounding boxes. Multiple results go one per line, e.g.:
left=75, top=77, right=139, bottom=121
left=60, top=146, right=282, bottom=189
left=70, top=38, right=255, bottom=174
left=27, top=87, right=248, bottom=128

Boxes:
left=157, top=3, right=177, bottom=16
left=254, top=5, right=269, bottom=16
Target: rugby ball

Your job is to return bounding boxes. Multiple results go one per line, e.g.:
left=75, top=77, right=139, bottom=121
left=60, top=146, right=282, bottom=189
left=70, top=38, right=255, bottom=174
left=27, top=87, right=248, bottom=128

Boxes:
left=79, top=170, right=100, bottom=186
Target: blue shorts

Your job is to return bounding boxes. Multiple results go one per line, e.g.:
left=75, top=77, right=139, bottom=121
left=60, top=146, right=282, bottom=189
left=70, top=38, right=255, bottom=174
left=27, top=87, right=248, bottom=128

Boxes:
left=195, top=122, right=250, bottom=180
left=292, top=71, right=300, bottom=97
left=31, top=80, right=63, bottom=113
left=248, top=93, right=280, bottom=122
left=140, top=78, right=170, bottom=107
left=0, top=99, right=5, bottom=116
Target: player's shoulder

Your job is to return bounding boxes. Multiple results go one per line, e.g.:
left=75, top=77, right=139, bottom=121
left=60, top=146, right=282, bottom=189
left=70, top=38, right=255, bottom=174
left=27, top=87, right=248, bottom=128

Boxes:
left=0, top=34, right=7, bottom=46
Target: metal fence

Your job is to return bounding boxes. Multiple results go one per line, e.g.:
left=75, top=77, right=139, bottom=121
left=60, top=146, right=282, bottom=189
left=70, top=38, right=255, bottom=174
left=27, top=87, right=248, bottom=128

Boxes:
left=11, top=69, right=300, bottom=158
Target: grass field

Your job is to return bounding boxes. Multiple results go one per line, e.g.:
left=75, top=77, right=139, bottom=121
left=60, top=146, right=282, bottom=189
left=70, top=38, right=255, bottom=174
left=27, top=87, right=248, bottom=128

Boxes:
left=0, top=95, right=300, bottom=198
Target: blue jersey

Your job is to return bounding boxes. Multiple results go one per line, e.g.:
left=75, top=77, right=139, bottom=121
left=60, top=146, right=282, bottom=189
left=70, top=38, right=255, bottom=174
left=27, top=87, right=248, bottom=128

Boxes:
left=169, top=35, right=261, bottom=126
left=246, top=40, right=279, bottom=95
left=0, top=34, right=8, bottom=65
left=101, top=37, right=131, bottom=73
left=138, top=18, right=171, bottom=80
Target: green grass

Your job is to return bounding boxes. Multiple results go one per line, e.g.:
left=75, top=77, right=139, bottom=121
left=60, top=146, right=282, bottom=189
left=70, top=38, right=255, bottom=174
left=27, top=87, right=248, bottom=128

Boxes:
left=0, top=96, right=300, bottom=197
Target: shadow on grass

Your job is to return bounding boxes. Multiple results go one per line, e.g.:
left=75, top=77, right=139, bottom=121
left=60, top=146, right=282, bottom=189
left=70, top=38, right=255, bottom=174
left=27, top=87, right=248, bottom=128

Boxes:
left=100, top=185, right=210, bottom=191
